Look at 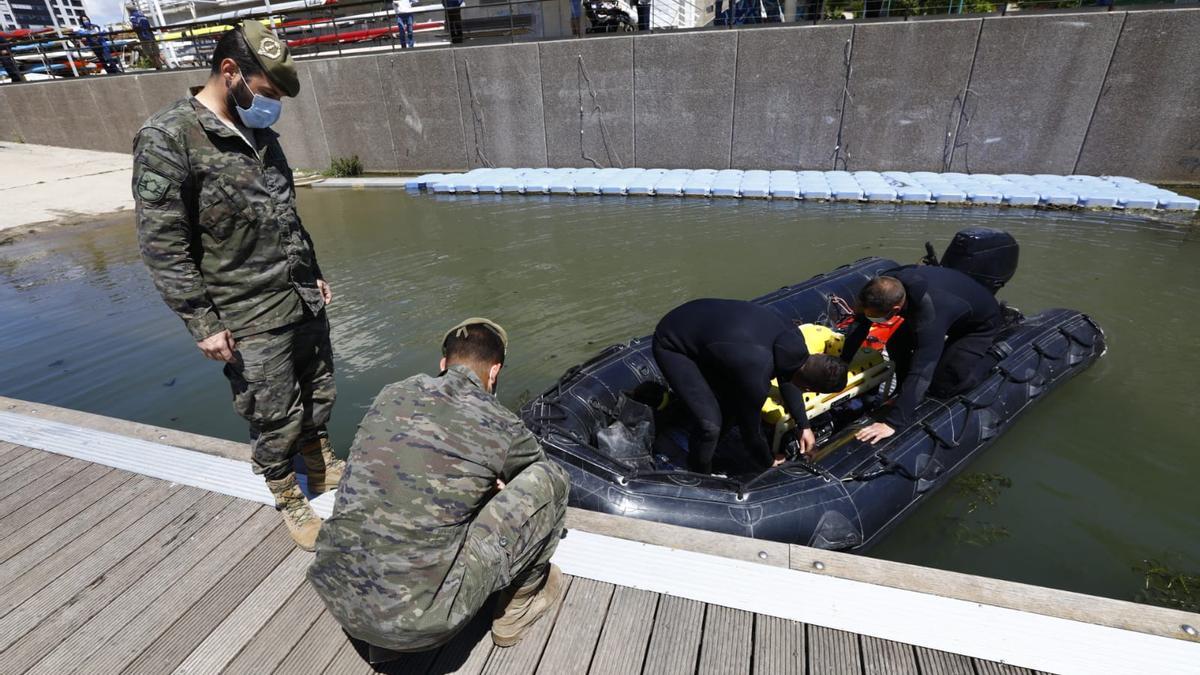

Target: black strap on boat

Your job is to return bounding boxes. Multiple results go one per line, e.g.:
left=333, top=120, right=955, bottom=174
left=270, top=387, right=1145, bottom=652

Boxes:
left=959, top=384, right=1001, bottom=410
left=848, top=454, right=920, bottom=483
left=996, top=361, right=1039, bottom=384
left=1033, top=339, right=1067, bottom=361
left=987, top=339, right=1014, bottom=361
left=1059, top=323, right=1097, bottom=348
left=920, top=420, right=961, bottom=449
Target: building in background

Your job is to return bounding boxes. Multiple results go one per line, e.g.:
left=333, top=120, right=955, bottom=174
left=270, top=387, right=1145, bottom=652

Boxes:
left=1, top=0, right=86, bottom=30
left=1, top=0, right=17, bottom=29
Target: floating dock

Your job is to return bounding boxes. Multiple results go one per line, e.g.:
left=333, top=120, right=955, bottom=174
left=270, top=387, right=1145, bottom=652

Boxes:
left=0, top=396, right=1197, bottom=674
left=317, top=169, right=1200, bottom=212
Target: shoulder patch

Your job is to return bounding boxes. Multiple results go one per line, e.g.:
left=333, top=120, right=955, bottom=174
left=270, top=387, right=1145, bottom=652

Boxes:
left=136, top=168, right=173, bottom=204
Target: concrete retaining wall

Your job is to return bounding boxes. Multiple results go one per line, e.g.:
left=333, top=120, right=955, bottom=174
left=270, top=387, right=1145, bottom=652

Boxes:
left=1, top=8, right=1197, bottom=182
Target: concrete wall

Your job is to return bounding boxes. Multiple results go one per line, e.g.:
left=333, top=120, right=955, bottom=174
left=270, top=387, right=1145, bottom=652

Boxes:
left=1, top=8, right=1198, bottom=183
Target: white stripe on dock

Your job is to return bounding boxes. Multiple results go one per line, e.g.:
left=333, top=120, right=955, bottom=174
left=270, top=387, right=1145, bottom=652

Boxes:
left=0, top=410, right=1196, bottom=675
left=380, top=169, right=1200, bottom=212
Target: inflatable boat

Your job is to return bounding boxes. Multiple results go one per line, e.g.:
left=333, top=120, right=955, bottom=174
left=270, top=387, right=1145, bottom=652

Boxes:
left=520, top=233, right=1106, bottom=552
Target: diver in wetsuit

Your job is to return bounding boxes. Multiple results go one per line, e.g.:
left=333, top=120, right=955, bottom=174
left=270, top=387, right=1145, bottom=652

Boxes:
left=652, top=299, right=849, bottom=474
left=841, top=267, right=1002, bottom=444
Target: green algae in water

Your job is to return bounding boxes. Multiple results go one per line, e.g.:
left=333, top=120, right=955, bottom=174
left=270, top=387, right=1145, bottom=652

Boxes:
left=1133, top=554, right=1200, bottom=613
left=942, top=472, right=1014, bottom=547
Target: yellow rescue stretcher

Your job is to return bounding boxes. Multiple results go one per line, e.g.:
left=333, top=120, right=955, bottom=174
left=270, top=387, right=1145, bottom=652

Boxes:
left=762, top=324, right=893, bottom=455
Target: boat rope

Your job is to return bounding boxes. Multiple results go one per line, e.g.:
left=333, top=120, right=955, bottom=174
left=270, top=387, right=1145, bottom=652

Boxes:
left=576, top=54, right=623, bottom=169
left=826, top=293, right=857, bottom=329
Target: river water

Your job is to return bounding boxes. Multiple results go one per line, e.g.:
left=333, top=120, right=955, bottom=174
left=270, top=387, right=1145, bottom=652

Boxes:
left=2, top=189, right=1197, bottom=603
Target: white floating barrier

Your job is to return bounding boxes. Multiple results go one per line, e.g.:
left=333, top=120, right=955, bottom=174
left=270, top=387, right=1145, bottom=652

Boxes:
left=573, top=168, right=603, bottom=195
left=548, top=168, right=578, bottom=195
left=600, top=168, right=644, bottom=195
left=769, top=170, right=801, bottom=199
left=683, top=169, right=719, bottom=197
left=741, top=170, right=771, bottom=199
left=401, top=168, right=1196, bottom=212
left=654, top=169, right=692, bottom=197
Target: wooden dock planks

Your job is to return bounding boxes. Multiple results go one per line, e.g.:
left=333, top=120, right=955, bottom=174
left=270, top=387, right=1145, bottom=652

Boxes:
left=697, top=605, right=754, bottom=674
left=641, top=594, right=706, bottom=675
left=0, top=443, right=1094, bottom=675
left=536, top=577, right=615, bottom=675
left=753, top=614, right=804, bottom=675
left=24, top=498, right=262, bottom=674
left=589, top=586, right=659, bottom=675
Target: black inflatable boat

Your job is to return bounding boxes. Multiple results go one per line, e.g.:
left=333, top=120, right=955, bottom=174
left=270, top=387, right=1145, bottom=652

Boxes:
left=520, top=234, right=1106, bottom=552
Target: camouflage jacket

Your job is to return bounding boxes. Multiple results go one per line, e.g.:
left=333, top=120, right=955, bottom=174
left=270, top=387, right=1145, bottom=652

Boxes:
left=308, top=365, right=545, bottom=643
left=132, top=94, right=324, bottom=341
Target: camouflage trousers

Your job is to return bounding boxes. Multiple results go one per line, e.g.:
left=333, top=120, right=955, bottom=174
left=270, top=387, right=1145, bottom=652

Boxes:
left=223, top=314, right=337, bottom=480
left=373, top=460, right=568, bottom=652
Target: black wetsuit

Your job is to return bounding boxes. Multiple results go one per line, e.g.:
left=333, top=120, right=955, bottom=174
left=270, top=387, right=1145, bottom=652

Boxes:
left=652, top=299, right=811, bottom=474
left=841, top=266, right=1002, bottom=427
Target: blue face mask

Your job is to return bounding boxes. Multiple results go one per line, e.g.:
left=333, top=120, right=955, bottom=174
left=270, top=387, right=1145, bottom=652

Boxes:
left=232, top=72, right=282, bottom=129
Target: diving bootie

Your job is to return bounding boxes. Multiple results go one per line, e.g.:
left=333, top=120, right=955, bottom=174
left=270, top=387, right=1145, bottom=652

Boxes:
left=266, top=474, right=323, bottom=551
left=299, top=436, right=346, bottom=495
left=491, top=564, right=564, bottom=647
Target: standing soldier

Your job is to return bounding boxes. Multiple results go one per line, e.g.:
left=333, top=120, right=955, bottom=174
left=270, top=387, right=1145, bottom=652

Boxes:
left=308, top=319, right=569, bottom=655
left=132, top=21, right=342, bottom=551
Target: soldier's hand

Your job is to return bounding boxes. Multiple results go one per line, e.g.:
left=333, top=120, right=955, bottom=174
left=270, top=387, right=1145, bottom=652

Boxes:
left=495, top=478, right=506, bottom=491
left=797, top=427, right=816, bottom=457
left=198, top=330, right=237, bottom=363
left=317, top=279, right=333, bottom=306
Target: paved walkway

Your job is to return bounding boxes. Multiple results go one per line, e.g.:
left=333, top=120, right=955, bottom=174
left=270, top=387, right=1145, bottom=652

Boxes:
left=0, top=142, right=132, bottom=232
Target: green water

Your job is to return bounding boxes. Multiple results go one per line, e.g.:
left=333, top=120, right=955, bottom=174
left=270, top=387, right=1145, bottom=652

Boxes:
left=2, top=189, right=1198, bottom=604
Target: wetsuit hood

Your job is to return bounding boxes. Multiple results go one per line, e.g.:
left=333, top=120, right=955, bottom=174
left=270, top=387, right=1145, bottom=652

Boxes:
left=772, top=328, right=811, bottom=381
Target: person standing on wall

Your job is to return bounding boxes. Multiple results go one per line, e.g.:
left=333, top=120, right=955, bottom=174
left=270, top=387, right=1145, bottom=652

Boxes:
left=444, top=0, right=464, bottom=44
left=636, top=0, right=651, bottom=32
left=570, top=0, right=583, bottom=36
left=127, top=3, right=164, bottom=70
left=131, top=21, right=343, bottom=551
left=395, top=0, right=418, bottom=49
left=0, top=35, right=23, bottom=83
left=79, top=14, right=122, bottom=74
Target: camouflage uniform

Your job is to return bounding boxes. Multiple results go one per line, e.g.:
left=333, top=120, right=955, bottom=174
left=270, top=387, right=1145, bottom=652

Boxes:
left=133, top=91, right=335, bottom=480
left=307, top=365, right=569, bottom=652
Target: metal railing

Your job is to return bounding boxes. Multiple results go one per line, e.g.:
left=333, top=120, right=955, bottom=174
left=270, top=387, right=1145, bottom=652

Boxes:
left=0, top=0, right=1148, bottom=84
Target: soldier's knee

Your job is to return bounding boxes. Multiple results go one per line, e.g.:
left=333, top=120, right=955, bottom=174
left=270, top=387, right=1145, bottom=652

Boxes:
left=522, top=460, right=569, bottom=507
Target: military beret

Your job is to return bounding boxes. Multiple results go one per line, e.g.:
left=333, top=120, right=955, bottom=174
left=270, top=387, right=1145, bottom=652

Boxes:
left=241, top=20, right=299, bottom=97
left=442, top=318, right=509, bottom=356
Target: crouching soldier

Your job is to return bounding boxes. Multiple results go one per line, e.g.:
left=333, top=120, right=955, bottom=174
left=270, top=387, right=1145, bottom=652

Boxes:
left=308, top=319, right=570, bottom=653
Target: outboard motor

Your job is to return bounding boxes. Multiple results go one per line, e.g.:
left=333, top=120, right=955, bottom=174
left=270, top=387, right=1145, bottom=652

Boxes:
left=930, top=227, right=1019, bottom=294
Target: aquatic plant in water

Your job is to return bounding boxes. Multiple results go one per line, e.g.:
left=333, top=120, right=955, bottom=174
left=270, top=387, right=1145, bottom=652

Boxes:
left=1133, top=555, right=1200, bottom=613
left=325, top=155, right=363, bottom=178
left=942, top=471, right=1013, bottom=547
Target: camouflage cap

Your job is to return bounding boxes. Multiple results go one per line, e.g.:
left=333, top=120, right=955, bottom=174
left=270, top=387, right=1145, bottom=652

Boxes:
left=442, top=318, right=509, bottom=356
left=241, top=20, right=299, bottom=97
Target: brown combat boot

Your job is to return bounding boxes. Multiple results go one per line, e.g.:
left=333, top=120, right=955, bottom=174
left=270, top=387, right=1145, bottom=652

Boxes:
left=266, top=474, right=323, bottom=551
left=491, top=564, right=564, bottom=647
left=299, top=436, right=346, bottom=495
